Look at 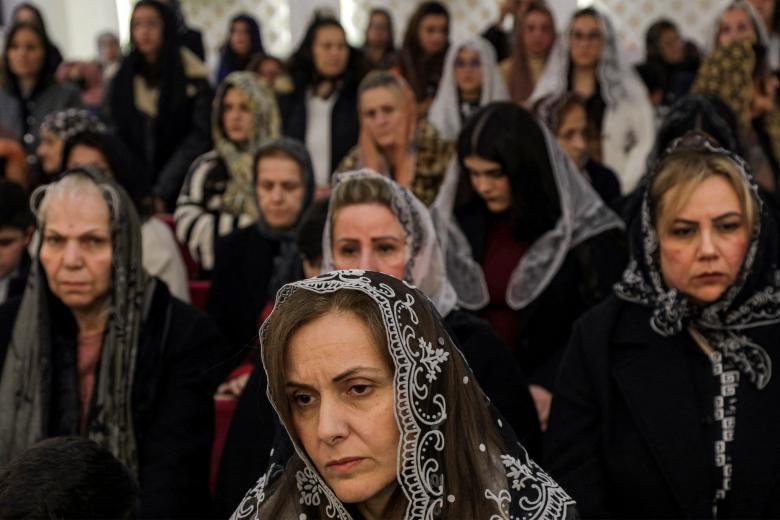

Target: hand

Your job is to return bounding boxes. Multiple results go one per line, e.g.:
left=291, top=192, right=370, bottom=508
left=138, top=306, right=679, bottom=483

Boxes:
left=215, top=372, right=251, bottom=399
left=529, top=384, right=553, bottom=432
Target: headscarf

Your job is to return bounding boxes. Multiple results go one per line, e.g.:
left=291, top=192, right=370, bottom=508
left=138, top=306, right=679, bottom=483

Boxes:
left=253, top=137, right=315, bottom=297
left=530, top=8, right=628, bottom=117
left=214, top=71, right=280, bottom=218
left=613, top=134, right=780, bottom=516
left=508, top=0, right=556, bottom=105
left=39, top=108, right=107, bottom=142
left=2, top=21, right=57, bottom=100
left=0, top=166, right=151, bottom=474
left=230, top=270, right=577, bottom=520
left=216, top=14, right=266, bottom=85
left=322, top=169, right=459, bottom=316
left=452, top=103, right=624, bottom=310
left=428, top=37, right=509, bottom=141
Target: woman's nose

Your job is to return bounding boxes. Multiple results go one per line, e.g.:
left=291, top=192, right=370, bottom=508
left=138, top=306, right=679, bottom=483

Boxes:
left=317, top=396, right=349, bottom=445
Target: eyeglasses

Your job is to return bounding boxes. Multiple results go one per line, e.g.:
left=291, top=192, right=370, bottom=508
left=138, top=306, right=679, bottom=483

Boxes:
left=454, top=59, right=481, bottom=69
left=570, top=30, right=602, bottom=43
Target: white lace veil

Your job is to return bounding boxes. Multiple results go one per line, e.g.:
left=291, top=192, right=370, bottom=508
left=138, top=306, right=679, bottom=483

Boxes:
left=230, top=270, right=577, bottom=520
left=321, top=169, right=459, bottom=317
left=428, top=36, right=510, bottom=142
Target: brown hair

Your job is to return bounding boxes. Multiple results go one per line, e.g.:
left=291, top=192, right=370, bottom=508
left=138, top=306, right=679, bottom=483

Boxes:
left=261, top=281, right=507, bottom=517
left=650, top=149, right=758, bottom=235
left=329, top=175, right=396, bottom=231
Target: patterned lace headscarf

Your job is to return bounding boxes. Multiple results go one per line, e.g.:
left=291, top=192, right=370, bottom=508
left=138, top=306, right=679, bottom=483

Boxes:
left=39, top=108, right=107, bottom=141
left=614, top=134, right=780, bottom=516
left=214, top=71, right=281, bottom=218
left=230, top=270, right=577, bottom=519
left=0, top=166, right=150, bottom=473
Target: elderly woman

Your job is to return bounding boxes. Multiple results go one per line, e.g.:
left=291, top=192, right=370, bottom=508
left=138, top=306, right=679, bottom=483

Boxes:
left=428, top=36, right=509, bottom=142
left=545, top=133, right=780, bottom=518
left=35, top=108, right=106, bottom=178
left=450, top=102, right=626, bottom=429
left=0, top=22, right=81, bottom=160
left=336, top=71, right=453, bottom=206
left=230, top=270, right=576, bottom=519
left=175, top=71, right=280, bottom=272
left=207, top=138, right=314, bottom=355
left=531, top=7, right=654, bottom=193
left=0, top=167, right=222, bottom=517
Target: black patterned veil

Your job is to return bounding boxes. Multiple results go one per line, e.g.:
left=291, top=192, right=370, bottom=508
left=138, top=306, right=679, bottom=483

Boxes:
left=231, top=270, right=576, bottom=519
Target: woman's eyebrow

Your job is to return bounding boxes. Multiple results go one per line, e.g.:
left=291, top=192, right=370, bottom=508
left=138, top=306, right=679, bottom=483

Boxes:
left=332, top=366, right=381, bottom=383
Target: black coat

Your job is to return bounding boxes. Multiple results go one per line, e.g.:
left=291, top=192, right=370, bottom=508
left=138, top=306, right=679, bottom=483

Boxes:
left=1, top=250, right=29, bottom=304
left=545, top=295, right=780, bottom=519
left=208, top=226, right=290, bottom=363
left=0, top=280, right=224, bottom=518
left=457, top=206, right=627, bottom=389
left=277, top=85, right=359, bottom=178
left=212, top=307, right=542, bottom=517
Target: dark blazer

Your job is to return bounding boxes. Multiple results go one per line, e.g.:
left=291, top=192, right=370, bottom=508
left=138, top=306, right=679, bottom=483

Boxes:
left=2, top=250, right=30, bottom=304
left=207, top=225, right=284, bottom=363
left=457, top=205, right=627, bottom=389
left=0, top=280, right=224, bottom=518
left=212, top=307, right=543, bottom=516
left=276, top=84, right=359, bottom=178
left=545, top=295, right=780, bottom=519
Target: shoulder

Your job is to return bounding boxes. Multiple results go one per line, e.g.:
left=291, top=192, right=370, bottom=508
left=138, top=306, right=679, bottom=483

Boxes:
left=179, top=47, right=209, bottom=81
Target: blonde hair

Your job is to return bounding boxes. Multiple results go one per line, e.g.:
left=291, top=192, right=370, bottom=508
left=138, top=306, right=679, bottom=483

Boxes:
left=650, top=150, right=758, bottom=235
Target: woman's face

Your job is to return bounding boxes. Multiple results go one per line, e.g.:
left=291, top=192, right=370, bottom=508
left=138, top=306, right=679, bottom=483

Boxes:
left=718, top=7, right=756, bottom=47
left=556, top=104, right=588, bottom=169
left=230, top=20, right=252, bottom=56
left=221, top=86, right=253, bottom=146
left=453, top=47, right=482, bottom=98
left=332, top=203, right=406, bottom=280
left=7, top=27, right=45, bottom=80
left=464, top=155, right=512, bottom=213
left=313, top=26, right=349, bottom=78
left=523, top=10, right=555, bottom=58
left=13, top=6, right=38, bottom=25
left=256, top=155, right=305, bottom=229
left=366, top=12, right=392, bottom=48
left=131, top=5, right=164, bottom=59
left=418, top=14, right=449, bottom=55
left=569, top=15, right=603, bottom=69
left=285, top=311, right=399, bottom=509
left=658, top=27, right=684, bottom=64
left=259, top=58, right=282, bottom=87
left=36, top=129, right=64, bottom=175
left=659, top=175, right=751, bottom=304
left=360, top=86, right=404, bottom=149
left=40, top=188, right=113, bottom=313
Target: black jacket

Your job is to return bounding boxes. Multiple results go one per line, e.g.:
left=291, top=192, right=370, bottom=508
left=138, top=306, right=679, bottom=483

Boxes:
left=212, top=307, right=542, bottom=516
left=545, top=295, right=780, bottom=519
left=457, top=206, right=627, bottom=389
left=277, top=85, right=359, bottom=179
left=0, top=280, right=225, bottom=518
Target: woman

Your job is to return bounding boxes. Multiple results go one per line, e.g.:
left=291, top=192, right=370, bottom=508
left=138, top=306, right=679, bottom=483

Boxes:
left=0, top=22, right=81, bottom=159
left=36, top=108, right=106, bottom=178
left=229, top=270, right=576, bottom=519
left=713, top=0, right=768, bottom=49
left=692, top=38, right=780, bottom=197
left=545, top=133, right=780, bottom=518
left=396, top=1, right=450, bottom=118
left=503, top=0, right=557, bottom=106
left=429, top=36, right=510, bottom=142
left=216, top=14, right=265, bottom=85
left=207, top=137, right=313, bottom=355
left=10, top=2, right=63, bottom=71
left=106, top=0, right=212, bottom=211
left=451, top=102, right=626, bottom=428
left=531, top=7, right=655, bottom=193
left=337, top=71, right=453, bottom=206
left=278, top=17, right=363, bottom=195
left=54, top=60, right=105, bottom=111
left=175, top=71, right=280, bottom=272
left=246, top=53, right=293, bottom=95
left=63, top=130, right=190, bottom=303
left=362, top=8, right=396, bottom=71
left=535, top=93, right=621, bottom=207
left=0, top=167, right=222, bottom=517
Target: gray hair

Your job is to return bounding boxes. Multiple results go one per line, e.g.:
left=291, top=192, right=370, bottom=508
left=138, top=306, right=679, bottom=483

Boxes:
left=31, top=173, right=121, bottom=229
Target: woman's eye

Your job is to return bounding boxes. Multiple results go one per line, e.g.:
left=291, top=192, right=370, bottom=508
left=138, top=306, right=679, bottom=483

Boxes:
left=44, top=236, right=63, bottom=245
left=377, top=243, right=397, bottom=254
left=671, top=227, right=695, bottom=238
left=338, top=246, right=358, bottom=257
left=349, top=384, right=372, bottom=396
left=718, top=221, right=742, bottom=233
left=292, top=394, right=315, bottom=407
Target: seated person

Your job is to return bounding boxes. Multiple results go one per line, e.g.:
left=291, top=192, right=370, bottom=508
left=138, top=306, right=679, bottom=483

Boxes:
left=0, top=179, right=33, bottom=305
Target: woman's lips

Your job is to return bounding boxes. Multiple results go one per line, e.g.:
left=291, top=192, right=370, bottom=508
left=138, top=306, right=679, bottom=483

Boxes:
left=326, top=457, right=364, bottom=473
left=693, top=272, right=727, bottom=283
